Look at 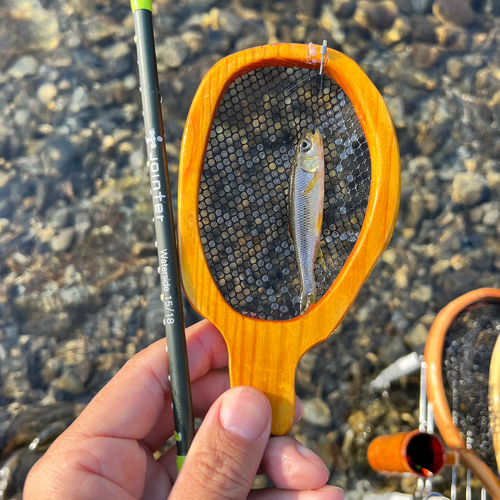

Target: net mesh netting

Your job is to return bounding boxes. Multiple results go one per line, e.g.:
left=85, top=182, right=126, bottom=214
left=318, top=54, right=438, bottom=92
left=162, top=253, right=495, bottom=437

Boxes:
left=443, top=301, right=500, bottom=474
left=198, top=66, right=371, bottom=320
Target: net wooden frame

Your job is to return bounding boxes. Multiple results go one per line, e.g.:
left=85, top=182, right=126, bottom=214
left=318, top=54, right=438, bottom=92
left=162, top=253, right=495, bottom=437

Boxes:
left=425, top=288, right=500, bottom=497
left=178, top=43, right=400, bottom=435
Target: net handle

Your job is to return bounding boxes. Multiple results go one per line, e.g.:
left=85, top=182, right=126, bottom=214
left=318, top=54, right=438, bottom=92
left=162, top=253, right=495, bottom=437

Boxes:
left=178, top=43, right=400, bottom=435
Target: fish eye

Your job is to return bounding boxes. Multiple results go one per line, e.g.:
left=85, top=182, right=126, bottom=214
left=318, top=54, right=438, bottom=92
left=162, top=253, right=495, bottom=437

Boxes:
left=301, top=140, right=311, bottom=152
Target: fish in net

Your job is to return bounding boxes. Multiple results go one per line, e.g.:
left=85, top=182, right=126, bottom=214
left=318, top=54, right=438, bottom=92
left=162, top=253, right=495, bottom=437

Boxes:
left=198, top=66, right=371, bottom=320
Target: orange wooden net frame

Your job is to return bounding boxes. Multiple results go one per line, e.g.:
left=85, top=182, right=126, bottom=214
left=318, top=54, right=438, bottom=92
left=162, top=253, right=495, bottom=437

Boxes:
left=178, top=43, right=400, bottom=434
left=425, top=288, right=500, bottom=498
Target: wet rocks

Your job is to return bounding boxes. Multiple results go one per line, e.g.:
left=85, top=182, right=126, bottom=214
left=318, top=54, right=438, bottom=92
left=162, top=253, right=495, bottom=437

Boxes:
left=334, top=0, right=357, bottom=19
left=8, top=56, right=38, bottom=80
left=382, top=17, right=412, bottom=45
left=410, top=284, right=433, bottom=303
left=157, top=37, right=189, bottom=70
left=433, top=0, right=482, bottom=27
left=411, top=43, right=441, bottom=69
left=68, top=86, right=90, bottom=113
left=49, top=228, right=75, bottom=253
left=452, top=172, right=490, bottom=207
left=410, top=15, right=436, bottom=43
left=37, top=83, right=58, bottom=105
left=302, top=398, right=333, bottom=427
left=446, top=57, right=464, bottom=79
left=80, top=16, right=117, bottom=43
left=1, top=0, right=500, bottom=496
left=384, top=96, right=407, bottom=128
left=409, top=0, right=432, bottom=14
left=0, top=0, right=60, bottom=68
left=404, top=322, right=428, bottom=350
left=354, top=1, right=399, bottom=31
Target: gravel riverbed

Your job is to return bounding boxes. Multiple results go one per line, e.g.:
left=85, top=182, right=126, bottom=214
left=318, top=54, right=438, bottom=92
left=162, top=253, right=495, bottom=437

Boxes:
left=2, top=0, right=500, bottom=497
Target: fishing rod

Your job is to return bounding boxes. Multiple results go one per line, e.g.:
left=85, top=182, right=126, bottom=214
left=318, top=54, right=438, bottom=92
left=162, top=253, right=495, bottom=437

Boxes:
left=130, top=0, right=194, bottom=470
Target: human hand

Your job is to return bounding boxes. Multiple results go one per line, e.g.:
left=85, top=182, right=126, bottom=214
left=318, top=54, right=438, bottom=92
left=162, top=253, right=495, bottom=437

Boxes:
left=24, top=319, right=342, bottom=499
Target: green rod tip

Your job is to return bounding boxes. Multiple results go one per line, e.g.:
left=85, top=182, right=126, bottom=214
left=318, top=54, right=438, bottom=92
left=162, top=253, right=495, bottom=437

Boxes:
left=131, top=0, right=152, bottom=12
left=176, top=455, right=186, bottom=472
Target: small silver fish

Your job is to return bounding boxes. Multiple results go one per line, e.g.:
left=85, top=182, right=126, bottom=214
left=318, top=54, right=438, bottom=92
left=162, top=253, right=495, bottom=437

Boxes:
left=289, top=129, right=325, bottom=314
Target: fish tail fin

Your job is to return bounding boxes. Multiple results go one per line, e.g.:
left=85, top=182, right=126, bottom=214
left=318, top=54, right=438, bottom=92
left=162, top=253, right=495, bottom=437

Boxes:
left=300, top=289, right=317, bottom=314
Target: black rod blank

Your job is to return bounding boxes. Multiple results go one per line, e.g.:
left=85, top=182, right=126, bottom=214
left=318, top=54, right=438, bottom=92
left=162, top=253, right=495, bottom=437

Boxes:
left=132, top=5, right=194, bottom=469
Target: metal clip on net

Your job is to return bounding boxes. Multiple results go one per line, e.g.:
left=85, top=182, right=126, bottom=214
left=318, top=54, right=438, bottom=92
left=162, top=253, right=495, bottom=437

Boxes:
left=319, top=39, right=327, bottom=76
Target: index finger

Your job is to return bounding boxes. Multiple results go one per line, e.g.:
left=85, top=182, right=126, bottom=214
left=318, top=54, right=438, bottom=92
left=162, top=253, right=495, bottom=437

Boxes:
left=72, top=320, right=228, bottom=440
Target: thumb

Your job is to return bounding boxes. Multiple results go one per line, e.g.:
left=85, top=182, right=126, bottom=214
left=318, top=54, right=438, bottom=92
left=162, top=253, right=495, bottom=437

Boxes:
left=170, top=386, right=271, bottom=500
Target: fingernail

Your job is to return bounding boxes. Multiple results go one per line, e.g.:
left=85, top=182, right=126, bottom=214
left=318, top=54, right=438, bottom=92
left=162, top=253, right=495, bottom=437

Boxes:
left=297, top=444, right=330, bottom=476
left=319, top=485, right=344, bottom=495
left=219, top=387, right=270, bottom=441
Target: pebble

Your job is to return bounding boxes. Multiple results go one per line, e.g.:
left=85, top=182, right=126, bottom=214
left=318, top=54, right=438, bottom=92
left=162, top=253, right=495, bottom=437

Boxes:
left=347, top=410, right=367, bottom=434
left=217, top=10, right=245, bottom=37
left=320, top=6, right=346, bottom=45
left=410, top=0, right=432, bottom=14
left=101, top=42, right=131, bottom=60
left=411, top=43, right=441, bottom=69
left=476, top=68, right=500, bottom=94
left=482, top=203, right=500, bottom=226
left=8, top=56, right=38, bottom=80
left=69, top=86, right=90, bottom=113
left=334, top=0, right=356, bottom=19
left=446, top=57, right=464, bottom=79
left=235, top=33, right=268, bottom=52
left=395, top=265, right=409, bottom=289
left=405, top=192, right=426, bottom=228
left=400, top=69, right=436, bottom=90
left=0, top=218, right=9, bottom=234
left=48, top=207, right=70, bottom=229
left=158, top=37, right=189, bottom=69
left=382, top=17, right=412, bottom=45
left=433, top=0, right=480, bottom=27
left=80, top=16, right=117, bottom=42
left=384, top=96, right=406, bottom=128
left=381, top=248, right=397, bottom=265
left=8, top=0, right=60, bottom=53
left=10, top=252, right=28, bottom=267
left=356, top=298, right=379, bottom=323
left=354, top=1, right=399, bottom=31
left=37, top=83, right=57, bottom=104
left=53, top=372, right=86, bottom=395
left=410, top=15, right=436, bottom=43
left=181, top=31, right=206, bottom=54
left=452, top=172, right=490, bottom=207
left=50, top=228, right=76, bottom=253
left=13, top=109, right=31, bottom=128
left=302, top=398, right=333, bottom=427
left=410, top=284, right=433, bottom=302
left=407, top=155, right=433, bottom=175
left=436, top=25, right=469, bottom=52
left=74, top=212, right=91, bottom=236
